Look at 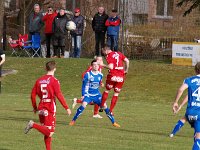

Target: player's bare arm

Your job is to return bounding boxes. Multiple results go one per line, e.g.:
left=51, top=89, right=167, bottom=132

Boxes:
left=172, top=83, right=188, bottom=113
left=124, top=58, right=129, bottom=74
left=102, top=63, right=114, bottom=70
left=174, top=95, right=188, bottom=114
left=0, top=54, right=5, bottom=66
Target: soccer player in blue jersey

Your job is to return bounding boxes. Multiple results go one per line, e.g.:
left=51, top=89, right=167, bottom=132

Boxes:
left=69, top=59, right=120, bottom=127
left=172, top=62, right=200, bottom=149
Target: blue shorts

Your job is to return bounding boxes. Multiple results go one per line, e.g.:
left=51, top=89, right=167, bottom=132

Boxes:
left=82, top=94, right=102, bottom=106
left=185, top=108, right=200, bottom=132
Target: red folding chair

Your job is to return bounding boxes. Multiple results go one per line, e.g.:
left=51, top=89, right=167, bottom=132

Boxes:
left=18, top=34, right=29, bottom=57
left=8, top=37, right=20, bottom=56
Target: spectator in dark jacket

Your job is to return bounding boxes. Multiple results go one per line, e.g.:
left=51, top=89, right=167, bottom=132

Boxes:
left=92, top=7, right=108, bottom=56
left=42, top=6, right=57, bottom=58
left=70, top=8, right=84, bottom=58
left=28, top=4, right=44, bottom=39
left=52, top=8, right=69, bottom=58
left=105, top=9, right=121, bottom=51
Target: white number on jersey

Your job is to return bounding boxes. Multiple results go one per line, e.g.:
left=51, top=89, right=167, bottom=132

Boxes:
left=113, top=52, right=119, bottom=67
left=192, top=87, right=200, bottom=101
left=41, top=84, right=48, bottom=99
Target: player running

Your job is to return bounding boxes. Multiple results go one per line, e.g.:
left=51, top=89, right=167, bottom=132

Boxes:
left=172, top=62, right=200, bottom=149
left=24, top=61, right=71, bottom=150
left=99, top=44, right=129, bottom=115
left=72, top=56, right=104, bottom=119
left=170, top=95, right=188, bottom=137
left=69, top=59, right=120, bottom=127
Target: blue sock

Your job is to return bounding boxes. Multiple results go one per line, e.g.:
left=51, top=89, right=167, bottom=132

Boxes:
left=193, top=139, right=200, bottom=150
left=171, top=120, right=184, bottom=135
left=104, top=108, right=115, bottom=124
left=72, top=105, right=85, bottom=121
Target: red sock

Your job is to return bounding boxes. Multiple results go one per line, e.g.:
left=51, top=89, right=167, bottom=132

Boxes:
left=44, top=135, right=52, bottom=150
left=101, top=92, right=108, bottom=107
left=93, top=104, right=99, bottom=115
left=33, top=123, right=50, bottom=137
left=76, top=99, right=82, bottom=103
left=110, top=96, right=118, bottom=113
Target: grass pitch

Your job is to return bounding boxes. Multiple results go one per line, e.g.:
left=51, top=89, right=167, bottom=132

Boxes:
left=0, top=57, right=195, bottom=150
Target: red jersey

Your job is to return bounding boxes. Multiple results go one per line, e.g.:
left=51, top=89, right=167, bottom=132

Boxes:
left=81, top=65, right=103, bottom=79
left=31, top=75, right=69, bottom=113
left=106, top=51, right=126, bottom=77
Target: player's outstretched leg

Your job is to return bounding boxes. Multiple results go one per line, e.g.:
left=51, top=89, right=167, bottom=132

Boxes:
left=170, top=119, right=185, bottom=137
left=69, top=105, right=85, bottom=126
left=93, top=104, right=103, bottom=119
left=99, top=91, right=109, bottom=112
left=193, top=138, right=200, bottom=150
left=44, top=135, right=52, bottom=150
left=24, top=120, right=34, bottom=134
left=110, top=95, right=118, bottom=115
left=104, top=107, right=120, bottom=128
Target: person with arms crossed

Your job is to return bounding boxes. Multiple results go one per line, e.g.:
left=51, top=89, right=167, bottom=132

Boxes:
left=172, top=62, right=200, bottom=149
left=69, top=59, right=120, bottom=127
left=100, top=45, right=129, bottom=115
left=72, top=56, right=104, bottom=118
left=24, top=60, right=71, bottom=150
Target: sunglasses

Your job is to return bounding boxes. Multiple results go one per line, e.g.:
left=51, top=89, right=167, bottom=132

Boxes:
left=48, top=9, right=52, bottom=12
left=75, top=12, right=79, bottom=13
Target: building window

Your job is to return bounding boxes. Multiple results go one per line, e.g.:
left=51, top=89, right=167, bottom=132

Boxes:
left=156, top=0, right=173, bottom=18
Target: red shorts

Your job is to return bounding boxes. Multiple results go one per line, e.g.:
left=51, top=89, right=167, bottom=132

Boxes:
left=38, top=109, right=56, bottom=132
left=105, top=75, right=124, bottom=93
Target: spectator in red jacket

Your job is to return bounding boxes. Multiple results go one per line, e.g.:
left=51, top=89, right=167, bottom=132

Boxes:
left=42, top=6, right=57, bottom=58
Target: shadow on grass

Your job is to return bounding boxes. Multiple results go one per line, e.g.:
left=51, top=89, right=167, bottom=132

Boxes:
left=108, top=127, right=191, bottom=138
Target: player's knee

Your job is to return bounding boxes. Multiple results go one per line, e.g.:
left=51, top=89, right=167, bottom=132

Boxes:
left=195, top=133, right=200, bottom=140
left=82, top=102, right=88, bottom=108
left=49, top=132, right=54, bottom=137
left=114, top=89, right=120, bottom=95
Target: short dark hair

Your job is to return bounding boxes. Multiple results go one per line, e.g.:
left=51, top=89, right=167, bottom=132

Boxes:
left=91, top=59, right=97, bottom=66
left=103, top=44, right=110, bottom=50
left=112, top=9, right=118, bottom=13
left=195, top=62, right=200, bottom=74
left=46, top=61, right=56, bottom=71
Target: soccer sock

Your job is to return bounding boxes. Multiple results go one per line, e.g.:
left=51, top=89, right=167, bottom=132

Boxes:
left=32, top=123, right=50, bottom=137
left=171, top=120, right=184, bottom=135
left=72, top=105, right=85, bottom=121
left=192, top=139, right=200, bottom=150
left=94, top=104, right=99, bottom=115
left=76, top=99, right=82, bottom=103
left=44, top=135, right=52, bottom=150
left=110, top=96, right=118, bottom=113
left=104, top=108, right=115, bottom=124
left=101, top=92, right=109, bottom=107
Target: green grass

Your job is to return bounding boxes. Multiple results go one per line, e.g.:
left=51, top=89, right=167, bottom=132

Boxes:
left=0, top=57, right=195, bottom=150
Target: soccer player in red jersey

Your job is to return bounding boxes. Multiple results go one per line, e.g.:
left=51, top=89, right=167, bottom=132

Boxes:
left=72, top=56, right=104, bottom=118
left=100, top=45, right=129, bottom=115
left=24, top=60, right=71, bottom=150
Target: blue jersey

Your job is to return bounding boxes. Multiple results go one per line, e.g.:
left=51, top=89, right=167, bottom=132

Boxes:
left=185, top=75, right=200, bottom=110
left=82, top=71, right=103, bottom=97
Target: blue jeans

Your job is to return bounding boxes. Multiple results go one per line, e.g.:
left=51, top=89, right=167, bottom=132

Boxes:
left=72, top=35, right=82, bottom=58
left=107, top=35, right=119, bottom=51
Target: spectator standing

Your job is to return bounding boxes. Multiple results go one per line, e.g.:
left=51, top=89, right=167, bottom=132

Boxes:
left=105, top=9, right=121, bottom=51
left=52, top=8, right=69, bottom=58
left=28, top=4, right=44, bottom=39
left=92, top=7, right=108, bottom=56
left=42, top=6, right=57, bottom=58
left=70, top=8, right=84, bottom=58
